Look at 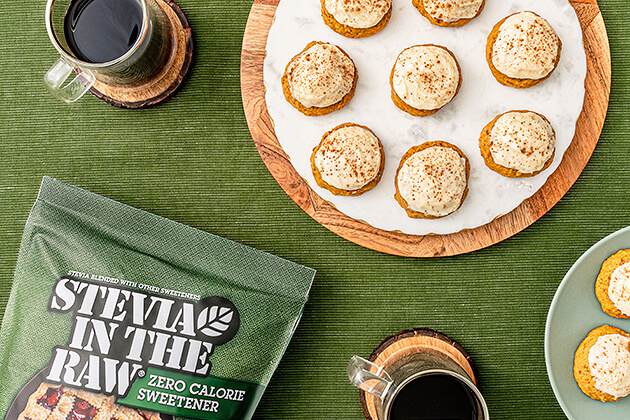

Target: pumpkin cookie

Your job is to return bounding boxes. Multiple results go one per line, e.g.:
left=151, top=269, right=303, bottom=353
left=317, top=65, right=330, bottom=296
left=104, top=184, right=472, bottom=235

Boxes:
left=574, top=325, right=630, bottom=402
left=486, top=11, right=562, bottom=89
left=321, top=0, right=392, bottom=38
left=282, top=41, right=358, bottom=116
left=390, top=45, right=461, bottom=117
left=479, top=110, right=556, bottom=178
left=413, top=0, right=485, bottom=27
left=394, top=141, right=470, bottom=219
left=596, top=249, right=630, bottom=319
left=311, top=123, right=385, bottom=196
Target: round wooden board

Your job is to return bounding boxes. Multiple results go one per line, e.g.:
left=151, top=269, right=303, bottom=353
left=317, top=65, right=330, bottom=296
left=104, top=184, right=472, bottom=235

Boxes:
left=359, top=328, right=479, bottom=420
left=240, top=0, right=611, bottom=257
left=90, top=0, right=193, bottom=109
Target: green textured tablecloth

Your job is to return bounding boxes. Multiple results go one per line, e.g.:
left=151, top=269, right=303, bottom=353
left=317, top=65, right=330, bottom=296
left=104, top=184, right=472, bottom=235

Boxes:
left=0, top=1, right=628, bottom=418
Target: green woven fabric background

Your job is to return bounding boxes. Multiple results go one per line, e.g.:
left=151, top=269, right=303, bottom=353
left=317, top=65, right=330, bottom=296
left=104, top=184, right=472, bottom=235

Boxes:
left=0, top=1, right=628, bottom=418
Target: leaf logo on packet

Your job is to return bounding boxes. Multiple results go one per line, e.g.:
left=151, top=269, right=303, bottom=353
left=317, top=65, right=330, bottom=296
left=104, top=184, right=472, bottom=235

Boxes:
left=0, top=177, right=316, bottom=420
left=197, top=303, right=239, bottom=342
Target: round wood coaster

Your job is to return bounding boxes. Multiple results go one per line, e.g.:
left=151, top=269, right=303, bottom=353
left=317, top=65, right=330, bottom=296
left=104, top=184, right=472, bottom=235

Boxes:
left=90, top=0, right=193, bottom=108
left=240, top=0, right=611, bottom=257
left=359, top=328, right=479, bottom=420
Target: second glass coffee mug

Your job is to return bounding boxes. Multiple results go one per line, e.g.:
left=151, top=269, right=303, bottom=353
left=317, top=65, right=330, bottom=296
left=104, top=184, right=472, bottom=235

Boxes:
left=349, top=350, right=490, bottom=420
left=44, top=0, right=173, bottom=103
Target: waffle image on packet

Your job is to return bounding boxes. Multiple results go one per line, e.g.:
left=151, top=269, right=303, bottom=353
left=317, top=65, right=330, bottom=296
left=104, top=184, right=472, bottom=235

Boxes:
left=18, top=383, right=161, bottom=420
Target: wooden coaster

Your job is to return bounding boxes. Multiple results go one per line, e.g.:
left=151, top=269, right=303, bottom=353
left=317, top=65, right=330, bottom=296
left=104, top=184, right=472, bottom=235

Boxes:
left=241, top=0, right=611, bottom=257
left=359, top=328, right=479, bottom=420
left=90, top=0, right=193, bottom=108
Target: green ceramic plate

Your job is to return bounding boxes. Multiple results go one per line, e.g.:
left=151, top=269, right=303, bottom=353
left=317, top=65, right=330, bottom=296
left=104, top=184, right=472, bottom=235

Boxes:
left=545, top=226, right=630, bottom=419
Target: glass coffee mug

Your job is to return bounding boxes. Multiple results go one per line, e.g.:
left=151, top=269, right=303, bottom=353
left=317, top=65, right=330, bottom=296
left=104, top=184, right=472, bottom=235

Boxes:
left=44, top=0, right=173, bottom=103
left=349, top=350, right=490, bottom=420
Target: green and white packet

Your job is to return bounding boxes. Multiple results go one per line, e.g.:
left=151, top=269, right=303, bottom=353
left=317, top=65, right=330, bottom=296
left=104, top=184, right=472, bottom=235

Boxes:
left=0, top=177, right=315, bottom=420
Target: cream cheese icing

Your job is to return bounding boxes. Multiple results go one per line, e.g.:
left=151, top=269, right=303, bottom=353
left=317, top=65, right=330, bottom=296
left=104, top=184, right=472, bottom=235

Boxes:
left=286, top=43, right=355, bottom=108
left=397, top=146, right=467, bottom=217
left=492, top=11, right=560, bottom=80
left=392, top=46, right=460, bottom=111
left=489, top=112, right=555, bottom=174
left=609, top=261, right=630, bottom=317
left=323, top=0, right=391, bottom=29
left=314, top=125, right=382, bottom=191
left=588, top=334, right=630, bottom=399
left=422, top=0, right=484, bottom=23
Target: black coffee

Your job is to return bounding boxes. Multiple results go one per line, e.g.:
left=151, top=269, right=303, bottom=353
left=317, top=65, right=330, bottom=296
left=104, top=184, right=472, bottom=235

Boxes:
left=389, top=374, right=478, bottom=420
left=64, top=0, right=143, bottom=63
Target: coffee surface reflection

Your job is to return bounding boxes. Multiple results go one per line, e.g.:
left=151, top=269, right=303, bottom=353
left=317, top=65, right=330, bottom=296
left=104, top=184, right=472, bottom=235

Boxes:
left=64, top=0, right=143, bottom=63
left=389, top=373, right=478, bottom=420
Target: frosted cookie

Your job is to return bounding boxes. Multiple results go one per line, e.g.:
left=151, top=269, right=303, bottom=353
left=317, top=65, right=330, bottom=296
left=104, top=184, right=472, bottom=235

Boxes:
left=311, top=123, right=385, bottom=196
left=413, top=0, right=485, bottom=27
left=574, top=325, right=630, bottom=402
left=390, top=45, right=461, bottom=116
left=486, top=11, right=562, bottom=89
left=394, top=141, right=470, bottom=219
left=479, top=110, right=556, bottom=178
left=282, top=41, right=358, bottom=116
left=596, top=249, right=630, bottom=319
left=321, top=0, right=392, bottom=38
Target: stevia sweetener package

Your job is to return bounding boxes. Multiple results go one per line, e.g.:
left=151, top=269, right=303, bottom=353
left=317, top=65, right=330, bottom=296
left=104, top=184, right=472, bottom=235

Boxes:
left=0, top=177, right=316, bottom=420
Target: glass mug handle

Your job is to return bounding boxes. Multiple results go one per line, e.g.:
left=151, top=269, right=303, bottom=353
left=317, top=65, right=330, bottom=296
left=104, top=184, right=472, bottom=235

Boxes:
left=348, top=356, right=393, bottom=399
left=44, top=58, right=96, bottom=103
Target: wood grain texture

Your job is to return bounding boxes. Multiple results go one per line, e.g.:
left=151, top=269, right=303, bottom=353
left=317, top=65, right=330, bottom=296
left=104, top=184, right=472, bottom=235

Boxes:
left=359, top=328, right=479, bottom=420
left=91, top=0, right=193, bottom=109
left=240, top=0, right=611, bottom=257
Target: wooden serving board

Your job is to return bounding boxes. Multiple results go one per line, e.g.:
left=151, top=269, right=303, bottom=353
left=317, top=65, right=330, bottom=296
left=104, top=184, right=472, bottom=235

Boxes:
left=240, top=0, right=611, bottom=257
